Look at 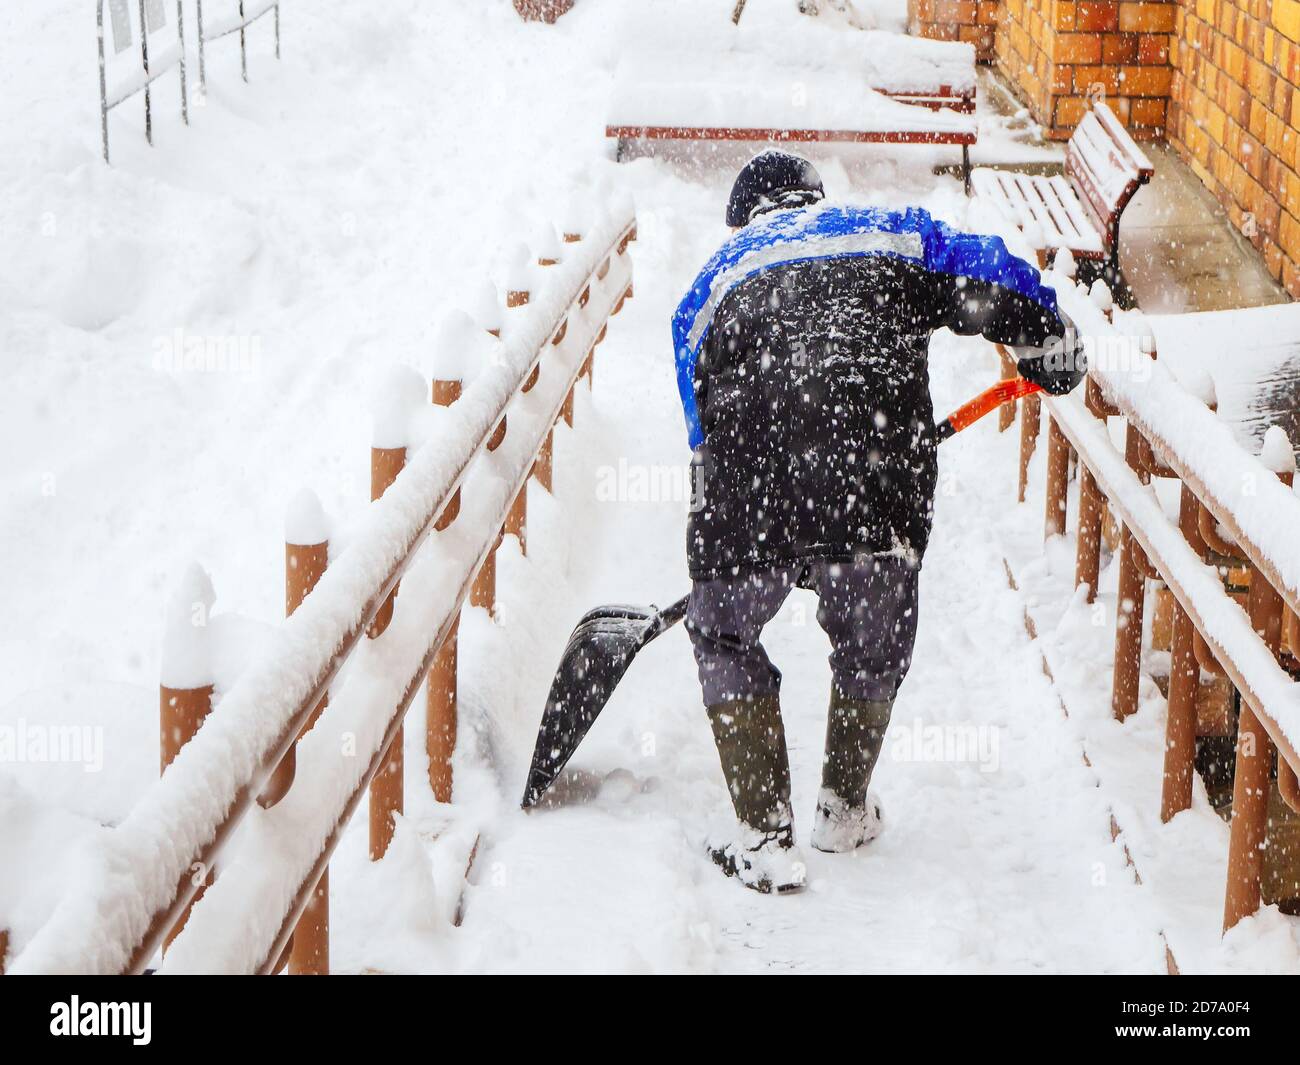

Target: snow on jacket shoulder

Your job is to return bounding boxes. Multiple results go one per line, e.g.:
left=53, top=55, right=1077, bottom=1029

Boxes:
left=673, top=203, right=1065, bottom=581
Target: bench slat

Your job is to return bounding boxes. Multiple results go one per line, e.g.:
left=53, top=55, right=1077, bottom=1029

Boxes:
left=974, top=100, right=1150, bottom=262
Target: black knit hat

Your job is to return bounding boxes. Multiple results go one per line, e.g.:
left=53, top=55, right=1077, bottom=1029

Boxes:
left=725, top=150, right=825, bottom=228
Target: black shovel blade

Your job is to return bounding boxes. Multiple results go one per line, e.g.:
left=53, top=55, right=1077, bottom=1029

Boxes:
left=521, top=597, right=688, bottom=808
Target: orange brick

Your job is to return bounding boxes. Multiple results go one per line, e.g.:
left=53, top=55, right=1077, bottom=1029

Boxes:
left=1129, top=96, right=1168, bottom=127
left=1247, top=58, right=1276, bottom=100
left=1055, top=93, right=1091, bottom=126
left=1103, top=31, right=1140, bottom=61
left=1077, top=0, right=1120, bottom=29
left=1119, top=1, right=1177, bottom=32
left=1279, top=210, right=1300, bottom=261
left=1274, top=0, right=1300, bottom=43
left=1075, top=64, right=1123, bottom=93
left=1137, top=33, right=1171, bottom=63
left=1054, top=0, right=1078, bottom=30
left=1120, top=64, right=1174, bottom=94
left=932, top=0, right=979, bottom=23
left=1284, top=256, right=1300, bottom=300
left=1055, top=31, right=1104, bottom=61
left=1263, top=239, right=1284, bottom=279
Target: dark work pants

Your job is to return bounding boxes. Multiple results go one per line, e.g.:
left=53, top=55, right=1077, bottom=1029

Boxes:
left=686, top=555, right=920, bottom=706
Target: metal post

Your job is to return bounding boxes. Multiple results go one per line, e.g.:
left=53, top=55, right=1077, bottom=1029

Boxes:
left=1044, top=414, right=1069, bottom=539
left=275, top=1, right=281, bottom=59
left=98, top=3, right=111, bottom=163
left=368, top=445, right=407, bottom=860
left=239, top=0, right=248, bottom=82
left=197, top=0, right=206, bottom=92
left=176, top=0, right=188, bottom=125
left=138, top=0, right=152, bottom=145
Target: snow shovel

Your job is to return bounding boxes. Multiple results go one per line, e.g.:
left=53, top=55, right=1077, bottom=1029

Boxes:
left=520, top=377, right=1043, bottom=808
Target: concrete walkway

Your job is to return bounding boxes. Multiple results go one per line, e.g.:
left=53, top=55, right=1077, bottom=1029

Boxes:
left=1119, top=143, right=1289, bottom=314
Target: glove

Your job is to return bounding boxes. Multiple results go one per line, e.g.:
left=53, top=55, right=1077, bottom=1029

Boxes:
left=1013, top=310, right=1086, bottom=396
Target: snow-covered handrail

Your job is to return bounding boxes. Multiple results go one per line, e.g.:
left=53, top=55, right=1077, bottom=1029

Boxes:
left=1017, top=279, right=1300, bottom=934
left=1089, top=339, right=1300, bottom=624
left=11, top=204, right=637, bottom=976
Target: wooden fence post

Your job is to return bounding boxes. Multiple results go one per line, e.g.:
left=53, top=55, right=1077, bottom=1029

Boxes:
left=505, top=485, right=527, bottom=555
left=471, top=531, right=502, bottom=616
left=368, top=443, right=407, bottom=860
left=996, top=344, right=1018, bottom=432
left=367, top=369, right=423, bottom=861
left=1075, top=464, right=1104, bottom=600
left=1017, top=392, right=1040, bottom=503
left=427, top=615, right=458, bottom=804
left=1159, top=482, right=1210, bottom=823
left=1160, top=603, right=1199, bottom=822
left=535, top=429, right=554, bottom=493
left=1111, top=424, right=1151, bottom=721
left=427, top=350, right=465, bottom=804
left=1044, top=414, right=1070, bottom=538
left=1223, top=429, right=1294, bottom=930
left=159, top=563, right=217, bottom=952
left=273, top=489, right=331, bottom=972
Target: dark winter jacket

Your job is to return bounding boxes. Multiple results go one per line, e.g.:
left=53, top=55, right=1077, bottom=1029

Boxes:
left=672, top=204, right=1079, bottom=581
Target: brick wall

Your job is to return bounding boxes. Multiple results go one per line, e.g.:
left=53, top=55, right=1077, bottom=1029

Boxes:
left=994, top=0, right=1176, bottom=139
left=908, top=0, right=1001, bottom=61
left=918, top=0, right=1300, bottom=293
left=1168, top=0, right=1300, bottom=297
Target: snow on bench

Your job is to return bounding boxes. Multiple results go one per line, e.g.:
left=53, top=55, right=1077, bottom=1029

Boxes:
left=607, top=52, right=978, bottom=186
left=972, top=101, right=1153, bottom=262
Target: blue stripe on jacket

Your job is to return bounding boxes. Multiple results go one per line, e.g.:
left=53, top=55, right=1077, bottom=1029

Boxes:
left=671, top=204, right=1057, bottom=449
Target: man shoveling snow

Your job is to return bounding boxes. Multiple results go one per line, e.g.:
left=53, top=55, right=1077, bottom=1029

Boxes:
left=673, top=150, right=1085, bottom=893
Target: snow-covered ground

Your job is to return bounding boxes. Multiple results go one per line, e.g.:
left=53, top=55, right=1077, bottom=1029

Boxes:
left=2, top=0, right=1296, bottom=973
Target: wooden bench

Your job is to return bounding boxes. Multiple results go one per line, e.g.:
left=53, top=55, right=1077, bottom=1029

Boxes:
left=606, top=52, right=978, bottom=190
left=971, top=100, right=1154, bottom=268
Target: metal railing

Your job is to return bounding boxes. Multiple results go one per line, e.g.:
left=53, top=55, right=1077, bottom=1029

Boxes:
left=98, top=0, right=189, bottom=163
left=1014, top=288, right=1300, bottom=935
left=196, top=0, right=280, bottom=91
left=11, top=203, right=636, bottom=975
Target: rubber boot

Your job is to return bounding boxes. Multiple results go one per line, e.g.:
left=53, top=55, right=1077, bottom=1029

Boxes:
left=705, top=696, right=805, bottom=893
left=811, top=689, right=893, bottom=853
